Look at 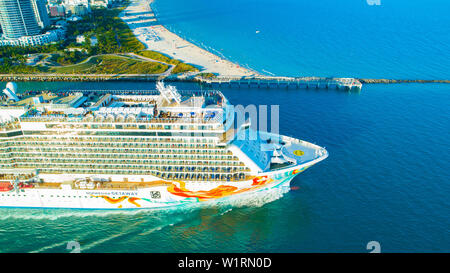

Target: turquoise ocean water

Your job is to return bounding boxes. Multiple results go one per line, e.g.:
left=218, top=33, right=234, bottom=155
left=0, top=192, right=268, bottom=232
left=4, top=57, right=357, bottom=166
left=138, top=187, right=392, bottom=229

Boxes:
left=1, top=0, right=449, bottom=252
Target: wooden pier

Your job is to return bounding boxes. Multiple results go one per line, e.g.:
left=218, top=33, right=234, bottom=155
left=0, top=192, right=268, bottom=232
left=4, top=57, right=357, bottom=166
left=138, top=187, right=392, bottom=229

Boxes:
left=196, top=76, right=363, bottom=92
left=0, top=74, right=363, bottom=92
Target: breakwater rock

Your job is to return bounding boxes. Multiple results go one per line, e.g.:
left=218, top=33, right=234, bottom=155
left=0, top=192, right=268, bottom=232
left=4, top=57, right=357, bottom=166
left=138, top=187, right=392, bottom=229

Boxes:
left=358, top=79, right=450, bottom=84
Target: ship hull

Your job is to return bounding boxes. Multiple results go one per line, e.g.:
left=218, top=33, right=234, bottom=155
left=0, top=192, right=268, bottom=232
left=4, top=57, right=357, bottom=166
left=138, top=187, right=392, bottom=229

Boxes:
left=0, top=156, right=326, bottom=210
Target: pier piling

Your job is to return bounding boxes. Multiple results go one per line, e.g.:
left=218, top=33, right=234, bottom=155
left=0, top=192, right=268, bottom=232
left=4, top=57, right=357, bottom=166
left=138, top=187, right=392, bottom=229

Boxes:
left=197, top=76, right=362, bottom=92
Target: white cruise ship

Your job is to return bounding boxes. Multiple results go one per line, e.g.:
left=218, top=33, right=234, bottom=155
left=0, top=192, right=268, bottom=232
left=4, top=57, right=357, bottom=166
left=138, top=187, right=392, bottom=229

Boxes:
left=0, top=82, right=328, bottom=209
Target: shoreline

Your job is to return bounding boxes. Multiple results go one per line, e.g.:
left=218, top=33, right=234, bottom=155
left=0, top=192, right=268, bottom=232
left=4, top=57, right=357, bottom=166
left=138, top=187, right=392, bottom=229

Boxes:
left=1, top=1, right=448, bottom=84
left=120, top=0, right=259, bottom=77
left=0, top=74, right=449, bottom=85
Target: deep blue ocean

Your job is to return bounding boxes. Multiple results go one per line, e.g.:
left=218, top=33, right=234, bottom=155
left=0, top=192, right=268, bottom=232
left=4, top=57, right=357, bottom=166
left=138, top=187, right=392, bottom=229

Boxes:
left=1, top=0, right=449, bottom=252
left=153, top=0, right=450, bottom=79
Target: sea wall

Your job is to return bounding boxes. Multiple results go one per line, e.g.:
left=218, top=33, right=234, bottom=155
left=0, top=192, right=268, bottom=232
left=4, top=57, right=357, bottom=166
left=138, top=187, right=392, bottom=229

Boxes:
left=0, top=74, right=449, bottom=84
left=358, top=79, right=450, bottom=84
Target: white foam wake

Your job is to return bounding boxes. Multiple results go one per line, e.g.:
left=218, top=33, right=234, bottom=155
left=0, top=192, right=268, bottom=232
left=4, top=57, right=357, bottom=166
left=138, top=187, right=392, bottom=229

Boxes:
left=0, top=181, right=292, bottom=222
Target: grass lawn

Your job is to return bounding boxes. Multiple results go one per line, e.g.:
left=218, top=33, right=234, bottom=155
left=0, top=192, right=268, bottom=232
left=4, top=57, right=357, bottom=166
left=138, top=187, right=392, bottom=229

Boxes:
left=48, top=55, right=169, bottom=74
left=0, top=2, right=202, bottom=76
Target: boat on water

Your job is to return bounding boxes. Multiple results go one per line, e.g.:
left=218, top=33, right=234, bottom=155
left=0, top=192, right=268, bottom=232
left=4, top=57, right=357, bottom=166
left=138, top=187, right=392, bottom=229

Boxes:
left=0, top=82, right=328, bottom=209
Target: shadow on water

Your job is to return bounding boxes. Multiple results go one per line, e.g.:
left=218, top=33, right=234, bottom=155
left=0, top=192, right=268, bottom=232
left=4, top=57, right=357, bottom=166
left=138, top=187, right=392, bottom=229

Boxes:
left=0, top=81, right=369, bottom=252
left=0, top=185, right=293, bottom=252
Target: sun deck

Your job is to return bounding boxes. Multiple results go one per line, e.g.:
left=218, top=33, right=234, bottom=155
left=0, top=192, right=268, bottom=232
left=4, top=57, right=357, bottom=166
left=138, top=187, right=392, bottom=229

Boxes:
left=7, top=84, right=226, bottom=125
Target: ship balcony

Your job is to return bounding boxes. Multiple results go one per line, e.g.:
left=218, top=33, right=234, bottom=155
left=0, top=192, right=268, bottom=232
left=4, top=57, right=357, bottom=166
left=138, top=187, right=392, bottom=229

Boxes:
left=20, top=115, right=222, bottom=125
left=71, top=180, right=173, bottom=191
left=7, top=167, right=251, bottom=182
left=15, top=160, right=248, bottom=169
left=15, top=139, right=217, bottom=146
left=158, top=172, right=250, bottom=182
left=5, top=141, right=218, bottom=148
left=9, top=152, right=243, bottom=163
left=12, top=158, right=246, bottom=167
left=11, top=141, right=227, bottom=150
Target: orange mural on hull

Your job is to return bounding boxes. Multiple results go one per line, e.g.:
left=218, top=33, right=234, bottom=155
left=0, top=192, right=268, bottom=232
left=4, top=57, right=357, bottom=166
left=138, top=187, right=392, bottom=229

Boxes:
left=128, top=197, right=142, bottom=207
left=96, top=195, right=128, bottom=204
left=90, top=168, right=305, bottom=205
left=93, top=195, right=142, bottom=208
left=167, top=182, right=239, bottom=201
left=251, top=176, right=273, bottom=186
left=167, top=175, right=277, bottom=201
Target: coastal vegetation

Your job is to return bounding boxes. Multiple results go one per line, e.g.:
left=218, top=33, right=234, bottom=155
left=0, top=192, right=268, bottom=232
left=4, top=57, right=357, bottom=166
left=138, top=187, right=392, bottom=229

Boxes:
left=137, top=50, right=199, bottom=74
left=45, top=55, right=169, bottom=74
left=0, top=44, right=64, bottom=73
left=197, top=73, right=217, bottom=79
left=50, top=51, right=87, bottom=66
left=66, top=6, right=145, bottom=54
left=0, top=3, right=198, bottom=77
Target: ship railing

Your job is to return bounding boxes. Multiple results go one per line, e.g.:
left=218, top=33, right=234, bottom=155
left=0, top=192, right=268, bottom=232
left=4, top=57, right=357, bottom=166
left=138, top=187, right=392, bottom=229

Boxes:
left=15, top=161, right=250, bottom=170
left=17, top=164, right=250, bottom=175
left=16, top=164, right=249, bottom=172
left=14, top=159, right=245, bottom=167
left=12, top=140, right=219, bottom=147
left=9, top=153, right=239, bottom=162
left=20, top=116, right=222, bottom=124
left=282, top=135, right=327, bottom=159
left=10, top=156, right=244, bottom=166
left=282, top=135, right=321, bottom=149
left=11, top=148, right=230, bottom=155
left=9, top=137, right=216, bottom=145
left=8, top=141, right=231, bottom=149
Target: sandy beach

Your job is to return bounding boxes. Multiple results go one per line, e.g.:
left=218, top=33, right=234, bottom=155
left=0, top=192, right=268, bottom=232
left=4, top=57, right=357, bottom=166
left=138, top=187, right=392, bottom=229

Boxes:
left=120, top=0, right=258, bottom=77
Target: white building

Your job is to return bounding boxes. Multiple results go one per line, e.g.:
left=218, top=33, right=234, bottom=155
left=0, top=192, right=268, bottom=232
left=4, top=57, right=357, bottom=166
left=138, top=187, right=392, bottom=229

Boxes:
left=31, top=0, right=51, bottom=28
left=63, top=0, right=90, bottom=11
left=76, top=35, right=86, bottom=44
left=76, top=35, right=98, bottom=46
left=90, top=0, right=111, bottom=8
left=0, top=28, right=66, bottom=47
